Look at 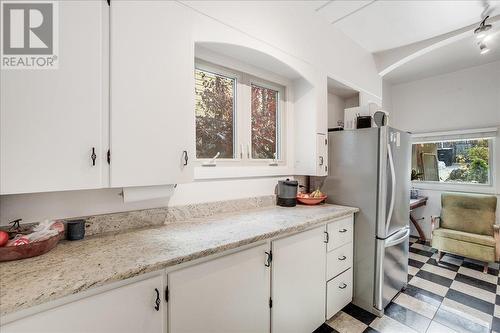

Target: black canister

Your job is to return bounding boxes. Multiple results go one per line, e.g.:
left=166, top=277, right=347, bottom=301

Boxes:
left=66, top=219, right=86, bottom=241
left=277, top=178, right=298, bottom=207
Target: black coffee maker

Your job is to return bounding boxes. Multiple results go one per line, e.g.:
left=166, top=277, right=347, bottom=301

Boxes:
left=277, top=178, right=298, bottom=207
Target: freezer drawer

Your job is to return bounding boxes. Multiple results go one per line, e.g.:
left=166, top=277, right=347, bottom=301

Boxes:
left=326, top=243, right=353, bottom=281
left=375, top=227, right=409, bottom=311
left=326, top=268, right=353, bottom=320
left=327, top=216, right=353, bottom=252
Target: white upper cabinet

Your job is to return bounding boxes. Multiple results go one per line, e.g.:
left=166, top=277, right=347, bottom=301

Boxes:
left=316, top=133, right=328, bottom=176
left=110, top=1, right=195, bottom=187
left=0, top=1, right=108, bottom=194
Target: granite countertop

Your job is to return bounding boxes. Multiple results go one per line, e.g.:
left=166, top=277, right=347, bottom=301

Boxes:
left=0, top=204, right=358, bottom=317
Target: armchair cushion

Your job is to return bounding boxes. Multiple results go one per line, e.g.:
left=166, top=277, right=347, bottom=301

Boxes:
left=440, top=193, right=497, bottom=236
left=432, top=228, right=496, bottom=247
left=431, top=233, right=495, bottom=263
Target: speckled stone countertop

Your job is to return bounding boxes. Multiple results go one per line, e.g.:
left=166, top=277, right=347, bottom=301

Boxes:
left=0, top=204, right=358, bottom=317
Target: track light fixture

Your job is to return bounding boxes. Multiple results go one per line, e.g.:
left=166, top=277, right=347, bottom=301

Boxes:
left=474, top=16, right=492, bottom=39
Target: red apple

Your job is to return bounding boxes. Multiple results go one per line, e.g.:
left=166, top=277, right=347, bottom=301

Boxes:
left=0, top=231, right=8, bottom=247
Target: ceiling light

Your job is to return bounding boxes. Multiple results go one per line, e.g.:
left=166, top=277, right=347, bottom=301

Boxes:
left=479, top=42, right=490, bottom=54
left=474, top=16, right=492, bottom=39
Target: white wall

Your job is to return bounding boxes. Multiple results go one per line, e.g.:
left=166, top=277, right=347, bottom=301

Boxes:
left=0, top=1, right=381, bottom=225
left=183, top=1, right=381, bottom=97
left=385, top=60, right=500, bottom=238
left=327, top=93, right=346, bottom=129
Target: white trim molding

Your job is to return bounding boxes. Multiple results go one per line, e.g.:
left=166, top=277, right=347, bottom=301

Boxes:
left=412, top=127, right=498, bottom=143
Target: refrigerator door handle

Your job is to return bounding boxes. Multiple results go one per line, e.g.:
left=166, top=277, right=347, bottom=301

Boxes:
left=385, top=143, right=396, bottom=235
left=385, top=227, right=410, bottom=248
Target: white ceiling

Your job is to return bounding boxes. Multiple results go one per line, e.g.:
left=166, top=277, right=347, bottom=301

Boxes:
left=314, top=0, right=500, bottom=53
left=384, top=29, right=500, bottom=84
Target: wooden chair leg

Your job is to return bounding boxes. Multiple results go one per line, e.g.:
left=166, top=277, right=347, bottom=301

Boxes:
left=437, top=251, right=445, bottom=262
left=483, top=263, right=489, bottom=274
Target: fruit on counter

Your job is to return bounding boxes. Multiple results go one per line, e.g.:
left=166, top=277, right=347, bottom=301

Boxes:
left=50, top=221, right=65, bottom=233
left=0, top=231, right=8, bottom=247
left=6, top=235, right=30, bottom=246
left=310, top=188, right=325, bottom=198
left=297, top=189, right=325, bottom=199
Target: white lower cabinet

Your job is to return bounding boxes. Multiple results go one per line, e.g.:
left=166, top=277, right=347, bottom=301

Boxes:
left=325, top=216, right=354, bottom=321
left=326, top=242, right=353, bottom=280
left=326, top=268, right=353, bottom=319
left=271, top=226, right=327, bottom=333
left=2, top=214, right=355, bottom=333
left=326, top=215, right=353, bottom=252
left=2, top=275, right=165, bottom=333
left=168, top=243, right=270, bottom=333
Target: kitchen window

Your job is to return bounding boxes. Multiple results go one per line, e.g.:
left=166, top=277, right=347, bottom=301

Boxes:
left=411, top=129, right=496, bottom=186
left=251, top=84, right=279, bottom=160
left=194, top=61, right=286, bottom=168
left=195, top=68, right=236, bottom=159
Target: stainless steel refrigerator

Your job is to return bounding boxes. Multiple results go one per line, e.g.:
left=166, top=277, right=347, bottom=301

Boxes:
left=322, top=126, right=411, bottom=316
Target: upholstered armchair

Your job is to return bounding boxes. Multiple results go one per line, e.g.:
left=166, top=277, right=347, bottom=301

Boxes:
left=431, top=192, right=498, bottom=273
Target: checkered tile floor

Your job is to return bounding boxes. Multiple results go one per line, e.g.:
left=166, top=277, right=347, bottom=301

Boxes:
left=314, top=236, right=500, bottom=333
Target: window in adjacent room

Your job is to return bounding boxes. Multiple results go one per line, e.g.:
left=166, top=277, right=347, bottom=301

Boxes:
left=411, top=136, right=494, bottom=185
left=194, top=61, right=286, bottom=166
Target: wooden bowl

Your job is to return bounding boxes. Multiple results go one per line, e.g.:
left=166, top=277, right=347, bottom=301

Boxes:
left=0, top=230, right=64, bottom=262
left=297, top=195, right=327, bottom=205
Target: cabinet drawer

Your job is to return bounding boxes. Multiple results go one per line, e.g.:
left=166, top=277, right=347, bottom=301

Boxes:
left=326, top=268, right=353, bottom=320
left=326, top=243, right=352, bottom=280
left=327, top=215, right=353, bottom=251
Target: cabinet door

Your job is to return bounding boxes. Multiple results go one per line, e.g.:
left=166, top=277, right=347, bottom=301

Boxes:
left=169, top=244, right=270, bottom=333
left=0, top=0, right=107, bottom=194
left=110, top=1, right=194, bottom=187
left=272, top=226, right=326, bottom=333
left=2, top=275, right=165, bottom=333
left=316, top=133, right=328, bottom=176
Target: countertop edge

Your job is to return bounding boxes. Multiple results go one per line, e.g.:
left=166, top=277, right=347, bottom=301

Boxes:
left=1, top=205, right=358, bottom=318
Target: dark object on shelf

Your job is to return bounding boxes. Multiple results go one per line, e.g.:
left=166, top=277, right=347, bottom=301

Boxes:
left=277, top=178, right=298, bottom=207
left=66, top=219, right=86, bottom=241
left=356, top=116, right=372, bottom=129
left=328, top=127, right=344, bottom=132
left=8, top=218, right=22, bottom=231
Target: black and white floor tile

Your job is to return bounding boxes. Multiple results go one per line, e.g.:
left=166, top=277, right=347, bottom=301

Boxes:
left=314, top=236, right=500, bottom=333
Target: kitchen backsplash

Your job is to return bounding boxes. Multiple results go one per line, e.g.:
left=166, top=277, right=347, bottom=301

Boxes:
left=82, top=195, right=277, bottom=237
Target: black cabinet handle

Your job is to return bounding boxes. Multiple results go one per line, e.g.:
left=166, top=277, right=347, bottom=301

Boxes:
left=265, top=251, right=272, bottom=267
left=338, top=255, right=347, bottom=261
left=154, top=288, right=160, bottom=311
left=324, top=231, right=329, bottom=244
left=91, top=147, right=97, bottom=166
left=182, top=150, right=188, bottom=166
left=339, top=228, right=348, bottom=233
left=338, top=283, right=347, bottom=289
left=319, top=156, right=324, bottom=166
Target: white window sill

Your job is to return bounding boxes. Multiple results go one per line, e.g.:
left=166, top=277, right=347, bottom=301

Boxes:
left=194, top=166, right=293, bottom=180
left=411, top=181, right=496, bottom=194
